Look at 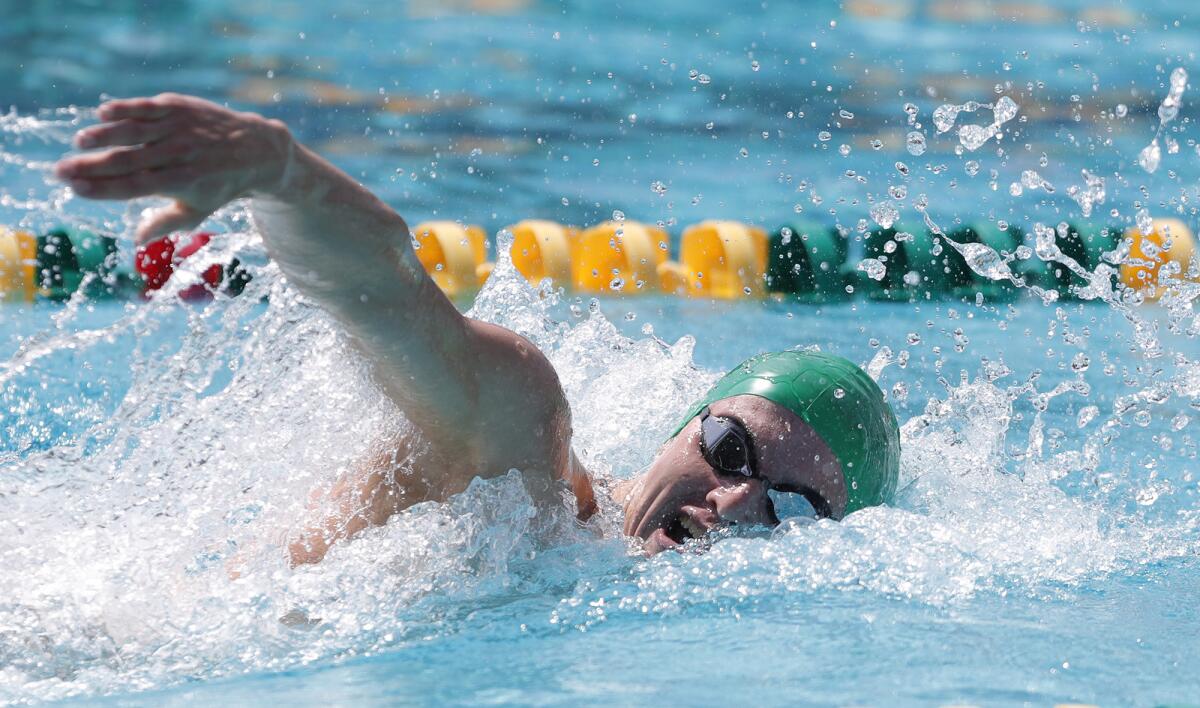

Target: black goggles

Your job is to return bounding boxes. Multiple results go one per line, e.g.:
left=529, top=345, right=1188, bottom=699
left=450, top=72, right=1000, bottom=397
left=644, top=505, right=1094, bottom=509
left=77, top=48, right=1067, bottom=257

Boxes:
left=698, top=405, right=758, bottom=479
left=697, top=406, right=832, bottom=520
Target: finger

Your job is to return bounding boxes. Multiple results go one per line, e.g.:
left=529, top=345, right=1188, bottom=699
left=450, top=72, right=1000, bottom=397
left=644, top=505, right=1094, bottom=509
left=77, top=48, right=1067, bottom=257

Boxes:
left=68, top=164, right=198, bottom=200
left=56, top=140, right=194, bottom=180
left=136, top=201, right=208, bottom=245
left=96, top=96, right=177, bottom=122
left=75, top=118, right=177, bottom=150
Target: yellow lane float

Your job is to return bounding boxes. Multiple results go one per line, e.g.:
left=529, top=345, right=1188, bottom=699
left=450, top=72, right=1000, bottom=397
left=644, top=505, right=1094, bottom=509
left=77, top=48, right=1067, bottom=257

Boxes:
left=0, top=227, right=37, bottom=303
left=665, top=220, right=768, bottom=298
left=573, top=220, right=669, bottom=294
left=508, top=219, right=578, bottom=287
left=412, top=221, right=493, bottom=298
left=1120, top=218, right=1196, bottom=299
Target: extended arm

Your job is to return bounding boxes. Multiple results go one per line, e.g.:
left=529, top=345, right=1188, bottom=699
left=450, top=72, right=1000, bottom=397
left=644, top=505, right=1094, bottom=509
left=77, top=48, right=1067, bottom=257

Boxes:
left=56, top=95, right=595, bottom=557
left=57, top=94, right=481, bottom=442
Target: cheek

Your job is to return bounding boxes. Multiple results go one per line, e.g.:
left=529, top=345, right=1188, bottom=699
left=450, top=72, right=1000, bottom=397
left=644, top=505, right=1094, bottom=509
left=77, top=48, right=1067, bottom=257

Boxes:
left=647, top=446, right=716, bottom=496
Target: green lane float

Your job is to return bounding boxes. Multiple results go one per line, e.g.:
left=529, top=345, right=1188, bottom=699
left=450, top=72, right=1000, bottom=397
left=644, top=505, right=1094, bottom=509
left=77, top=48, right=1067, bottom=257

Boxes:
left=765, top=222, right=851, bottom=301
left=574, top=220, right=669, bottom=294
left=1027, top=222, right=1119, bottom=299
left=859, top=225, right=967, bottom=301
left=667, top=220, right=768, bottom=299
left=1121, top=218, right=1196, bottom=299
left=902, top=227, right=961, bottom=298
left=0, top=227, right=37, bottom=303
left=36, top=226, right=126, bottom=300
left=412, top=221, right=492, bottom=298
left=8, top=215, right=1195, bottom=306
left=934, top=226, right=976, bottom=297
left=860, top=225, right=921, bottom=301
left=509, top=219, right=578, bottom=287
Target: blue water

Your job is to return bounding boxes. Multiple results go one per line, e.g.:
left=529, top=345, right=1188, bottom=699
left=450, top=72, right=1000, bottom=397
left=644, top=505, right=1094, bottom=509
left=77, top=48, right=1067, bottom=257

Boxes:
left=3, top=1, right=1200, bottom=706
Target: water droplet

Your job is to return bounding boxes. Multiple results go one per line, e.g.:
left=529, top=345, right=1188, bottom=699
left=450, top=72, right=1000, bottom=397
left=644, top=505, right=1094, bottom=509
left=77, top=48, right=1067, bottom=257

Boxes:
left=612, top=209, right=626, bottom=222
left=895, top=161, right=910, bottom=176
left=905, top=131, right=927, bottom=156
left=818, top=131, right=832, bottom=142
left=1115, top=103, right=1128, bottom=117
left=869, top=202, right=899, bottom=229
left=1071, top=352, right=1090, bottom=371
left=838, top=144, right=851, bottom=156
left=870, top=139, right=883, bottom=150
left=933, top=104, right=960, bottom=133
left=1138, top=139, right=1161, bottom=173
left=857, top=258, right=887, bottom=281
left=958, top=123, right=994, bottom=151
left=609, top=276, right=625, bottom=290
left=751, top=60, right=761, bottom=72
left=650, top=180, right=667, bottom=196
left=739, top=147, right=749, bottom=158
left=1077, top=405, right=1099, bottom=428
left=839, top=109, right=854, bottom=120
left=1136, top=208, right=1154, bottom=236
left=906, top=332, right=921, bottom=345
left=948, top=240, right=1012, bottom=281
left=889, top=184, right=908, bottom=200
left=833, top=388, right=846, bottom=399
left=964, top=160, right=980, bottom=176
left=993, top=95, right=1019, bottom=124
left=697, top=73, right=712, bottom=85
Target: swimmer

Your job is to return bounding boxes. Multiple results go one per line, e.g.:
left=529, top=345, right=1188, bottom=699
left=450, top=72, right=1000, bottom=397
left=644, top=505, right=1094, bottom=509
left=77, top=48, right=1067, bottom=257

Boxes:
left=54, top=94, right=900, bottom=562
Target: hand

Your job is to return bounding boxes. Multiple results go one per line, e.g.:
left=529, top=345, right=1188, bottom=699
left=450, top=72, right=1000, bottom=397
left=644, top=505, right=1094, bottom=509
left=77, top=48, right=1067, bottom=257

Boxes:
left=54, top=93, right=294, bottom=244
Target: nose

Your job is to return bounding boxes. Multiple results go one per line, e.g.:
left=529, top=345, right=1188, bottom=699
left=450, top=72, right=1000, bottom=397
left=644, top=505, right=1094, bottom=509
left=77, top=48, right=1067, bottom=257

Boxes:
left=705, top=478, right=774, bottom=526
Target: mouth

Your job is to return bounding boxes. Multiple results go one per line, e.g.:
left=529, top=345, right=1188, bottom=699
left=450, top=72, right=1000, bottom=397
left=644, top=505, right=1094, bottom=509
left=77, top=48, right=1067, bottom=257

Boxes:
left=643, top=505, right=717, bottom=554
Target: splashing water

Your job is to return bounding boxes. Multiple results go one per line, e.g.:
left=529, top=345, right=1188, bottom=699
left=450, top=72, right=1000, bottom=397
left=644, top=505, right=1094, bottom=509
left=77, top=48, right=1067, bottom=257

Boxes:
left=930, top=96, right=1019, bottom=152
left=905, top=131, right=926, bottom=156
left=857, top=257, right=888, bottom=281
left=2, top=45, right=1200, bottom=704
left=1139, top=66, right=1188, bottom=173
left=1139, top=140, right=1163, bottom=174
left=869, top=201, right=899, bottom=229
left=1067, top=169, right=1106, bottom=218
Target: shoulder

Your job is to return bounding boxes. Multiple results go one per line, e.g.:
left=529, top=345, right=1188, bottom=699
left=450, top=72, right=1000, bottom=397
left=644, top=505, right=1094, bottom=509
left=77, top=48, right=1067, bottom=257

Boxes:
left=464, top=319, right=572, bottom=465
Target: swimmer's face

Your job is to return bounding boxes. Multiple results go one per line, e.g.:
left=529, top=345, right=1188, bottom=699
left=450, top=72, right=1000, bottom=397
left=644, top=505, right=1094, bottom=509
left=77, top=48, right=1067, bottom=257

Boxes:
left=619, top=394, right=848, bottom=555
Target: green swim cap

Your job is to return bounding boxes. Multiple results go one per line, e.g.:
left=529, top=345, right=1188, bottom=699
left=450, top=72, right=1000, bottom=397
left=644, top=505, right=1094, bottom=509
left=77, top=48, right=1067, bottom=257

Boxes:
left=672, top=350, right=900, bottom=515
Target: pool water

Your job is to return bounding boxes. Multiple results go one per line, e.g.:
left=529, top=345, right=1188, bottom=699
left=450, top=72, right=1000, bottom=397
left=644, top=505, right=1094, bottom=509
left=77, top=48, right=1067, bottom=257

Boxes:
left=3, top=1, right=1200, bottom=706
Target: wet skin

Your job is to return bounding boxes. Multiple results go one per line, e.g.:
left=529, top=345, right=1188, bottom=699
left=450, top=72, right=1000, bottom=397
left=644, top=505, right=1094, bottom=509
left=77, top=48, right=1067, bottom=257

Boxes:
left=617, top=394, right=847, bottom=555
left=54, top=93, right=841, bottom=564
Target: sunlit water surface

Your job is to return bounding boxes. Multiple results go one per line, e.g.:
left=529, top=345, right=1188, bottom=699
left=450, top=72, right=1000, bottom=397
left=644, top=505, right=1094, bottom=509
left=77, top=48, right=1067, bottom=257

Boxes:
left=3, top=1, right=1200, bottom=706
